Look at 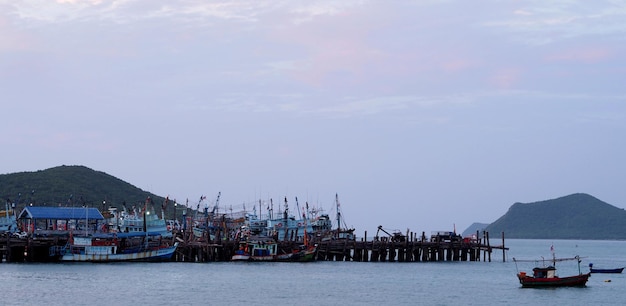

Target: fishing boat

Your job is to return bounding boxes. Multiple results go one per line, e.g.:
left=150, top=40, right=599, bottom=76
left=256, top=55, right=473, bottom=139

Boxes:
left=513, top=255, right=590, bottom=288
left=118, top=199, right=172, bottom=238
left=59, top=232, right=178, bottom=262
left=319, top=194, right=355, bottom=241
left=276, top=244, right=317, bottom=262
left=1, top=199, right=18, bottom=234
left=0, top=208, right=17, bottom=234
left=231, top=242, right=251, bottom=261
left=589, top=263, right=624, bottom=273
left=276, top=210, right=317, bottom=262
left=248, top=236, right=277, bottom=261
left=231, top=236, right=277, bottom=261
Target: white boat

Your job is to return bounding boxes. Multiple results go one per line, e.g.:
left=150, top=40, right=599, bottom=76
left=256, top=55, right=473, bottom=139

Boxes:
left=118, top=202, right=172, bottom=238
left=60, top=232, right=178, bottom=262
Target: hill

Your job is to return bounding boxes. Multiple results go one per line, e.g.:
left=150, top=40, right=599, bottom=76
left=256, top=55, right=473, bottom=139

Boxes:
left=485, top=193, right=626, bottom=240
left=461, top=222, right=489, bottom=237
left=0, top=165, right=170, bottom=217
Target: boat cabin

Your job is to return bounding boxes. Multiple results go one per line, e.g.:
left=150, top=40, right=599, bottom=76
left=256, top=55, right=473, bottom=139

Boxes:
left=532, top=266, right=556, bottom=278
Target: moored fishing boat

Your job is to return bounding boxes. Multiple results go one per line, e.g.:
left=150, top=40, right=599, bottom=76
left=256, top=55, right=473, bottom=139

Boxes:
left=248, top=236, right=277, bottom=261
left=118, top=198, right=172, bottom=238
left=276, top=210, right=317, bottom=262
left=0, top=209, right=17, bottom=234
left=59, top=232, right=178, bottom=262
left=513, top=254, right=590, bottom=288
left=276, top=244, right=317, bottom=262
left=231, top=235, right=277, bottom=261
left=231, top=240, right=251, bottom=261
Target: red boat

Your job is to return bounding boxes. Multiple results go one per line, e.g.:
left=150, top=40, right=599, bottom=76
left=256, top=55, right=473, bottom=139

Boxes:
left=514, top=255, right=590, bottom=288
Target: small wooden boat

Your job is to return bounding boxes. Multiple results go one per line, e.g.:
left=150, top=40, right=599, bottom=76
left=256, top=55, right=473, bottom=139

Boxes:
left=232, top=241, right=251, bottom=261
left=513, top=255, right=590, bottom=288
left=589, top=263, right=624, bottom=274
left=276, top=215, right=317, bottom=262
left=276, top=244, right=317, bottom=262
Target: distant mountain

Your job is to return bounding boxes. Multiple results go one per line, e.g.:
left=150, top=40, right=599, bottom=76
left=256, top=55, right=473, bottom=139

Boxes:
left=0, top=165, right=170, bottom=216
left=462, top=222, right=489, bottom=237
left=485, top=193, right=626, bottom=240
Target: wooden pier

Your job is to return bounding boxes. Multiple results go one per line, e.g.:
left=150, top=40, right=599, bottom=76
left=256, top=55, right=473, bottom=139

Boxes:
left=1, top=231, right=508, bottom=263
left=171, top=230, right=507, bottom=263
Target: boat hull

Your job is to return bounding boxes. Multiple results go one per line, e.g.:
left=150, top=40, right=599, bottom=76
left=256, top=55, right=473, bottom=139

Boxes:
left=276, top=247, right=317, bottom=262
left=61, top=244, right=178, bottom=262
left=517, top=273, right=591, bottom=288
left=590, top=268, right=624, bottom=273
left=250, top=255, right=275, bottom=261
left=231, top=254, right=251, bottom=261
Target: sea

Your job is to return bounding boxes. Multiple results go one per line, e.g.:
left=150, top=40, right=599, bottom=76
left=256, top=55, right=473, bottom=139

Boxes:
left=1, top=239, right=625, bottom=306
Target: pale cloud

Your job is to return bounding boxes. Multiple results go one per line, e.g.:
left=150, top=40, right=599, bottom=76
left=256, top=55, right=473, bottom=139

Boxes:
left=289, top=2, right=361, bottom=25
left=312, top=96, right=413, bottom=117
left=56, top=0, right=104, bottom=4
left=546, top=47, right=612, bottom=62
left=442, top=59, right=479, bottom=72
left=483, top=1, right=626, bottom=45
left=514, top=9, right=532, bottom=16
left=488, top=68, right=522, bottom=89
left=4, top=0, right=364, bottom=25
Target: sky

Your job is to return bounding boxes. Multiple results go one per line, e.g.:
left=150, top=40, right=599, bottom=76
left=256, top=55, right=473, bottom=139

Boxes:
left=1, top=0, right=626, bottom=236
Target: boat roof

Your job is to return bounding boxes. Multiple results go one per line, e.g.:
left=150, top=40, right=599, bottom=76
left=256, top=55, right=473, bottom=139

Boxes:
left=18, top=207, right=104, bottom=220
left=513, top=256, right=584, bottom=263
left=91, top=232, right=163, bottom=238
left=246, top=235, right=276, bottom=243
left=533, top=266, right=556, bottom=271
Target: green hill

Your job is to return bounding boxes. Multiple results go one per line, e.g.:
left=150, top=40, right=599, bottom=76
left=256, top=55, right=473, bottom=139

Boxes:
left=485, top=193, right=626, bottom=240
left=0, top=165, right=171, bottom=217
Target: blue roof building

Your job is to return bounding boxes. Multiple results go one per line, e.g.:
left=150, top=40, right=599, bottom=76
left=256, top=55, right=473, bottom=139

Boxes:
left=18, top=207, right=105, bottom=234
left=18, top=207, right=104, bottom=221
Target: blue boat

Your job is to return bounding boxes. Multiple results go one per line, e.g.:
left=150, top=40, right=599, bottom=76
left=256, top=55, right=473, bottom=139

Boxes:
left=59, top=232, right=178, bottom=262
left=589, top=263, right=624, bottom=273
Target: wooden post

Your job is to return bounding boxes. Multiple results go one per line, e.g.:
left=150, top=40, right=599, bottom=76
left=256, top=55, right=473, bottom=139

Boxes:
left=370, top=240, right=378, bottom=262
left=325, top=240, right=331, bottom=261
left=486, top=231, right=491, bottom=262
left=5, top=233, right=10, bottom=262
left=501, top=231, right=506, bottom=262
left=363, top=231, right=369, bottom=262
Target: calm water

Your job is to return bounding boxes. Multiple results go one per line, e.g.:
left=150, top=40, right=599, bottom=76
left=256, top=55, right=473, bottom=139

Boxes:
left=1, top=239, right=625, bottom=305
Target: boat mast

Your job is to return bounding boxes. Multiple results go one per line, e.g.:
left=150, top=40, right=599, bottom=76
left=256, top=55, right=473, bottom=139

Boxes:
left=143, top=197, right=149, bottom=234
left=270, top=198, right=273, bottom=220
left=335, top=193, right=341, bottom=232
left=85, top=203, right=89, bottom=235
left=302, top=207, right=309, bottom=247
left=295, top=197, right=301, bottom=221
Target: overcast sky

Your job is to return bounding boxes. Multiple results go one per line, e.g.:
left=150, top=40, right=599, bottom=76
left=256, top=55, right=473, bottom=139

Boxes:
left=2, top=0, right=625, bottom=236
